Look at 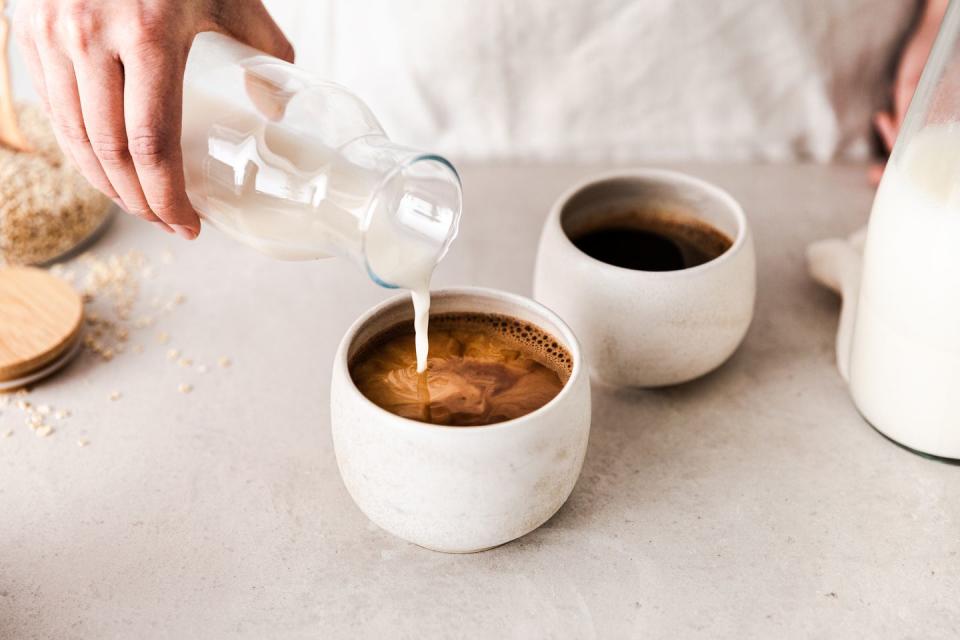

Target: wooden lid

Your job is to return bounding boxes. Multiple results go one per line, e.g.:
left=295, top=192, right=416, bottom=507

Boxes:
left=0, top=267, right=83, bottom=382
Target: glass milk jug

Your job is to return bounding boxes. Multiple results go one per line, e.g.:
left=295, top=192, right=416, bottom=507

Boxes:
left=849, top=0, right=960, bottom=458
left=181, top=32, right=462, bottom=290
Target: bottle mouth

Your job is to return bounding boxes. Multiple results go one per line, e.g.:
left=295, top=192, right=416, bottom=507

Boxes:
left=362, top=152, right=463, bottom=289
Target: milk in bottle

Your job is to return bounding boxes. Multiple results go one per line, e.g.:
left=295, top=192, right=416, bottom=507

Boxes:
left=850, top=126, right=960, bottom=456
left=180, top=33, right=462, bottom=371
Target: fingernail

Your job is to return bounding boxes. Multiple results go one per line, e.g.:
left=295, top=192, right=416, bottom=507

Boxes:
left=150, top=220, right=175, bottom=234
left=172, top=224, right=198, bottom=241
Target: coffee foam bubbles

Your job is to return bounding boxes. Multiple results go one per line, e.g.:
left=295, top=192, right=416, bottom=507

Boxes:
left=429, top=312, right=573, bottom=377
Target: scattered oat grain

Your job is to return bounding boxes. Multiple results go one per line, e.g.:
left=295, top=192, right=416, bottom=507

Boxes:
left=218, top=357, right=232, bottom=368
left=157, top=331, right=169, bottom=344
left=77, top=438, right=89, bottom=448
left=178, top=383, right=193, bottom=394
left=35, top=425, right=53, bottom=438
left=109, top=390, right=121, bottom=401
left=166, top=348, right=180, bottom=361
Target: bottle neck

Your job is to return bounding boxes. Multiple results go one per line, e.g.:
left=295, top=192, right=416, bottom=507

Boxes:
left=343, top=137, right=462, bottom=289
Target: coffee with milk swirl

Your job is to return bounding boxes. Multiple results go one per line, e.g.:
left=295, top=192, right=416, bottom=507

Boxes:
left=349, top=312, right=571, bottom=426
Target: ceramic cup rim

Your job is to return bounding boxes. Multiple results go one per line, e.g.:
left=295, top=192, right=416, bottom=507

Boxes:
left=334, top=286, right=585, bottom=434
left=550, top=168, right=749, bottom=279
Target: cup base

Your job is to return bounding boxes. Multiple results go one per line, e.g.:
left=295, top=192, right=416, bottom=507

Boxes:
left=414, top=541, right=502, bottom=554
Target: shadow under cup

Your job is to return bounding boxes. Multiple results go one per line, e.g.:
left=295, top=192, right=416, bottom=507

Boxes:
left=533, top=170, right=757, bottom=387
left=330, top=287, right=592, bottom=553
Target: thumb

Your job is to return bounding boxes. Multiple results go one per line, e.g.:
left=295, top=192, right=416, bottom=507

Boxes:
left=217, top=2, right=295, bottom=63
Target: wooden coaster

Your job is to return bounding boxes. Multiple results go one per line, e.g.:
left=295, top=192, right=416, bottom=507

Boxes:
left=0, top=267, right=83, bottom=383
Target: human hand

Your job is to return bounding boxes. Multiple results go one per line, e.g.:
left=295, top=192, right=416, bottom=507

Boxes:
left=13, top=0, right=293, bottom=239
left=870, top=0, right=946, bottom=185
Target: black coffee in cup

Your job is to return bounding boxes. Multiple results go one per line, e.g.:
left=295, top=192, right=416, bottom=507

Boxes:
left=569, top=208, right=732, bottom=271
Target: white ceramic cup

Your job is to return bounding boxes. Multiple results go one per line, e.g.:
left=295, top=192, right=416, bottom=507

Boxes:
left=533, top=169, right=756, bottom=387
left=330, top=287, right=591, bottom=553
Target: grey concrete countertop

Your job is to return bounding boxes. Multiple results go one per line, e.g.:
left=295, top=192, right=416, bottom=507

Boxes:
left=2, top=163, right=958, bottom=639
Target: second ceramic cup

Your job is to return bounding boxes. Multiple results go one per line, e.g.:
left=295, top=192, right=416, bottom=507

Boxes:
left=533, top=169, right=756, bottom=387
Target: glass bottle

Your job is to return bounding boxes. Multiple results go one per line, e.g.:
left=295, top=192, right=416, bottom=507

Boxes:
left=849, top=0, right=960, bottom=457
left=181, top=32, right=462, bottom=290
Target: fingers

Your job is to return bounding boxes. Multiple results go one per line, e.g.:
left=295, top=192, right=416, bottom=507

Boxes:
left=16, top=2, right=187, bottom=237
left=868, top=163, right=885, bottom=187
left=221, top=1, right=294, bottom=62
left=893, top=80, right=916, bottom=126
left=873, top=111, right=898, bottom=153
left=73, top=52, right=173, bottom=232
left=120, top=43, right=200, bottom=239
left=871, top=111, right=897, bottom=186
left=33, top=28, right=119, bottom=202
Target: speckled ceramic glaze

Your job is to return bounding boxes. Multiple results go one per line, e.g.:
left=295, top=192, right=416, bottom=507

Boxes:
left=331, top=287, right=591, bottom=553
left=534, top=169, right=756, bottom=388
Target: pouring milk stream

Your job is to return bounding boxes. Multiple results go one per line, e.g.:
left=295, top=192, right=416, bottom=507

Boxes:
left=180, top=32, right=462, bottom=372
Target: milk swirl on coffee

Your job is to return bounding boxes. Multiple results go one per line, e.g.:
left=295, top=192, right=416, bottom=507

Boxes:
left=350, top=313, right=572, bottom=426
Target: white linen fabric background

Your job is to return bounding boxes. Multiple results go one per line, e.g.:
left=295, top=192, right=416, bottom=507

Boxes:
left=261, top=0, right=917, bottom=163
